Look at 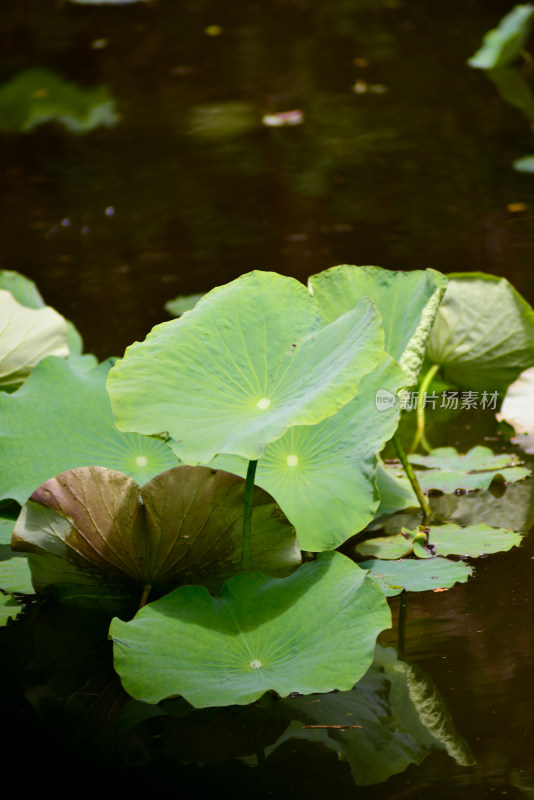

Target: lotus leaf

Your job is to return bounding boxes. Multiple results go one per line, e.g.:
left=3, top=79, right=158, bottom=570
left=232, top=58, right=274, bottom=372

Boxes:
left=356, top=523, right=521, bottom=560
left=165, top=292, right=204, bottom=317
left=425, top=273, right=534, bottom=395
left=513, top=155, right=534, bottom=172
left=262, top=644, right=473, bottom=784
left=108, top=270, right=386, bottom=464
left=109, top=551, right=391, bottom=708
left=468, top=5, right=534, bottom=69
left=362, top=557, right=472, bottom=596
left=0, top=290, right=69, bottom=390
left=308, top=265, right=447, bottom=385
left=374, top=460, right=418, bottom=517
left=0, top=593, right=21, bottom=626
left=409, top=446, right=530, bottom=493
left=209, top=356, right=406, bottom=550
left=0, top=69, right=117, bottom=134
left=12, top=465, right=300, bottom=597
left=0, top=357, right=177, bottom=504
left=0, top=557, right=34, bottom=594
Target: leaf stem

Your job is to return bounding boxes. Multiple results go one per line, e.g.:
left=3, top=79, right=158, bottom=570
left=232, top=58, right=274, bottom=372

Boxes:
left=392, top=433, right=431, bottom=521
left=242, top=459, right=258, bottom=570
left=410, top=363, right=440, bottom=454
left=139, top=583, right=152, bottom=609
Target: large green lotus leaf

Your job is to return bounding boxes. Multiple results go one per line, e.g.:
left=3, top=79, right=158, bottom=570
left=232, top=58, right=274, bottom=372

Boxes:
left=262, top=644, right=473, bottom=784
left=362, top=557, right=472, bottom=596
left=12, top=465, right=300, bottom=596
left=425, top=273, right=534, bottom=395
left=409, top=446, right=530, bottom=493
left=107, top=271, right=385, bottom=464
left=0, top=357, right=177, bottom=504
left=468, top=4, right=534, bottom=69
left=209, top=356, right=406, bottom=551
left=0, top=290, right=69, bottom=390
left=110, top=551, right=391, bottom=708
left=308, top=265, right=447, bottom=386
left=356, top=523, right=521, bottom=560
left=374, top=460, right=418, bottom=517
left=0, top=69, right=117, bottom=134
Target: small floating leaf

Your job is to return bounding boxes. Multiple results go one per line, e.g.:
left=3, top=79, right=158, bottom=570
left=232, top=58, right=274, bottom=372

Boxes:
left=165, top=292, right=205, bottom=317
left=513, top=155, right=534, bottom=172
left=409, top=446, right=530, bottom=492
left=362, top=557, right=472, bottom=596
left=110, top=552, right=391, bottom=708
left=0, top=593, right=22, bottom=626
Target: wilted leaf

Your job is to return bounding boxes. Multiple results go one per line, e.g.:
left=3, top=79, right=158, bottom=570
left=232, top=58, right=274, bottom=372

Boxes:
left=12, top=465, right=300, bottom=597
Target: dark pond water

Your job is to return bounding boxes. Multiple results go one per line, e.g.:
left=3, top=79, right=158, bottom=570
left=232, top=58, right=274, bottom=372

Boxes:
left=2, top=0, right=534, bottom=796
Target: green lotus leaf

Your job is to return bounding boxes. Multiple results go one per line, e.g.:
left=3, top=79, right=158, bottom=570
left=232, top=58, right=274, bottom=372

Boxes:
left=425, top=273, right=534, bottom=395
left=362, top=557, right=473, bottom=596
left=308, top=265, right=447, bottom=385
left=374, top=460, right=418, bottom=517
left=0, top=557, right=34, bottom=594
left=0, top=593, right=22, bottom=626
left=468, top=5, right=534, bottom=69
left=108, top=270, right=385, bottom=464
left=0, top=357, right=177, bottom=504
left=209, top=356, right=406, bottom=550
left=0, top=290, right=69, bottom=390
left=262, top=644, right=473, bottom=784
left=356, top=523, right=521, bottom=560
left=165, top=292, right=205, bottom=317
left=486, top=67, right=534, bottom=122
left=0, top=270, right=45, bottom=308
left=0, top=269, right=86, bottom=361
left=409, top=446, right=530, bottom=493
left=12, top=465, right=300, bottom=597
left=0, top=69, right=117, bottom=134
left=110, top=551, right=391, bottom=708
left=513, top=154, right=534, bottom=172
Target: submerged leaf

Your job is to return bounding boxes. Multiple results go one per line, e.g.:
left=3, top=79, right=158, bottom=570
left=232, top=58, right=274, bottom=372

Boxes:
left=110, top=552, right=391, bottom=708
left=210, top=356, right=406, bottom=551
left=12, top=465, right=300, bottom=596
left=425, top=273, right=534, bottom=395
left=108, top=270, right=386, bottom=464
left=362, top=557, right=472, bottom=596
left=409, top=446, right=530, bottom=492
left=0, top=290, right=69, bottom=389
left=308, top=265, right=446, bottom=386
left=0, top=357, right=177, bottom=504
left=356, top=523, right=522, bottom=560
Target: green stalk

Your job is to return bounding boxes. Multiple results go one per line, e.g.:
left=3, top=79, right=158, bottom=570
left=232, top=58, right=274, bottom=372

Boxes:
left=139, top=583, right=152, bottom=609
left=242, top=459, right=258, bottom=570
left=410, top=363, right=440, bottom=454
left=393, top=433, right=431, bottom=521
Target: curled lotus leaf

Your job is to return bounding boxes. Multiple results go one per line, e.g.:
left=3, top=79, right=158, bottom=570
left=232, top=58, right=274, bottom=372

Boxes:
left=308, top=265, right=447, bottom=386
left=107, top=270, right=386, bottom=464
left=0, top=290, right=69, bottom=389
left=11, top=465, right=301, bottom=598
left=425, top=273, right=534, bottom=395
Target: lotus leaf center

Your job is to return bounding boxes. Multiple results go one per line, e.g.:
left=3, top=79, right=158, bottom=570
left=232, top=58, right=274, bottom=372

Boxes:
left=135, top=455, right=149, bottom=468
left=256, top=398, right=271, bottom=410
left=249, top=659, right=263, bottom=670
left=286, top=454, right=299, bottom=467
